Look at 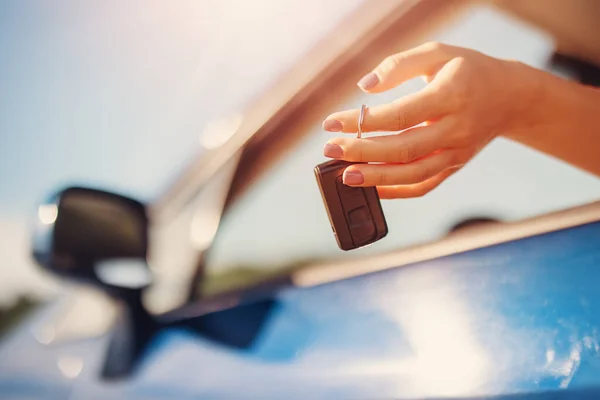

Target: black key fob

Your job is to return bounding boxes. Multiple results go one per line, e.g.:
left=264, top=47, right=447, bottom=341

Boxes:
left=314, top=159, right=388, bottom=251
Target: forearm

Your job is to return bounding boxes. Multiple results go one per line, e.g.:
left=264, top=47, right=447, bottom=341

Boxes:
left=505, top=67, right=600, bottom=177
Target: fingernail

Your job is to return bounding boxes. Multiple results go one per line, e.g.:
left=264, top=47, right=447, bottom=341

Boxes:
left=324, top=143, right=343, bottom=158
left=323, top=119, right=343, bottom=132
left=343, top=170, right=364, bottom=185
left=357, top=72, right=379, bottom=91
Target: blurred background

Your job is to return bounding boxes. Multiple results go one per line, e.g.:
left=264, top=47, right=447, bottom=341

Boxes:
left=2, top=0, right=600, bottom=337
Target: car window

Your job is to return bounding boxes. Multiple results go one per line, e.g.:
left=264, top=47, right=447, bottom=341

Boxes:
left=203, top=4, right=600, bottom=291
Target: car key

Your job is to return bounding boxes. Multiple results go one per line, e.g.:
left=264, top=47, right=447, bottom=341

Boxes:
left=314, top=105, right=388, bottom=251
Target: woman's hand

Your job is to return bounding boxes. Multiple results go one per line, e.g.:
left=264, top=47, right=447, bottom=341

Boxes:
left=322, top=42, right=545, bottom=199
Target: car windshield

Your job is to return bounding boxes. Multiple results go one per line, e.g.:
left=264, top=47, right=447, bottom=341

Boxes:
left=200, top=3, right=600, bottom=295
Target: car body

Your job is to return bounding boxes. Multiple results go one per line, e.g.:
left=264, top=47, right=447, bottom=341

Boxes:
left=3, top=203, right=600, bottom=399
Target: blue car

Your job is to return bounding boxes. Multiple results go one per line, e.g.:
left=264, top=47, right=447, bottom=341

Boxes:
left=2, top=1, right=600, bottom=399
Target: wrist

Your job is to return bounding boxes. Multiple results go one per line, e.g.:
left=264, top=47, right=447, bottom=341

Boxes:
left=503, top=60, right=548, bottom=138
left=500, top=61, right=600, bottom=176
left=501, top=60, right=595, bottom=143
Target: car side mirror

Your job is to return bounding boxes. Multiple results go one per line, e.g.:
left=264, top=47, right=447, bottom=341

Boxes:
left=30, top=185, right=279, bottom=378
left=31, top=186, right=156, bottom=379
left=32, top=186, right=151, bottom=294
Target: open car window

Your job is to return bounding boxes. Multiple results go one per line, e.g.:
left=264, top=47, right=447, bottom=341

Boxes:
left=202, top=4, right=600, bottom=294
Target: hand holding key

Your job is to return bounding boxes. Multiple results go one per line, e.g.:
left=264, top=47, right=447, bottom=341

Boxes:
left=320, top=41, right=583, bottom=199
left=314, top=105, right=388, bottom=251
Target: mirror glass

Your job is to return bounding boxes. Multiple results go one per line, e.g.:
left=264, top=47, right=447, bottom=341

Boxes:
left=33, top=188, right=148, bottom=285
left=53, top=191, right=146, bottom=264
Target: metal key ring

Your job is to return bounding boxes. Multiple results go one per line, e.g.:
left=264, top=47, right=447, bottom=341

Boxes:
left=357, top=104, right=366, bottom=139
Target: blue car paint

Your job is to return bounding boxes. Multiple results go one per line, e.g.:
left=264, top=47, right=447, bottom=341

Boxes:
left=2, top=222, right=600, bottom=399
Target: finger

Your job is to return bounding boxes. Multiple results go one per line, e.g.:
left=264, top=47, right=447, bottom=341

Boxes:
left=342, top=149, right=468, bottom=187
left=357, top=42, right=457, bottom=93
left=376, top=168, right=459, bottom=199
left=323, top=87, right=451, bottom=134
left=324, top=118, right=456, bottom=163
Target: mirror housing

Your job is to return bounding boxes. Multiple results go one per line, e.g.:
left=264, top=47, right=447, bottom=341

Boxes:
left=32, top=187, right=151, bottom=292
left=31, top=186, right=158, bottom=379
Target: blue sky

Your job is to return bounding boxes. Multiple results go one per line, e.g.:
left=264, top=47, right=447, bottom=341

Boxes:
left=1, top=1, right=209, bottom=215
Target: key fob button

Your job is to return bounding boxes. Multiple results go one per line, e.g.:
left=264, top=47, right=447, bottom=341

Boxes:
left=348, top=206, right=376, bottom=244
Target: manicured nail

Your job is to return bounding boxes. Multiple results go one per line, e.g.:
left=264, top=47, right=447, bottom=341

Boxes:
left=323, top=119, right=343, bottom=132
left=343, top=170, right=364, bottom=185
left=357, top=72, right=379, bottom=91
left=324, top=143, right=343, bottom=158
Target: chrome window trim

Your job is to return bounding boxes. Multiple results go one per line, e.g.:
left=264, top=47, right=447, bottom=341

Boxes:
left=293, top=200, right=600, bottom=287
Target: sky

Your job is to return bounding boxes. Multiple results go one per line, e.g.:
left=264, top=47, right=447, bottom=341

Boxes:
left=2, top=1, right=600, bottom=309
left=0, top=0, right=364, bottom=213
